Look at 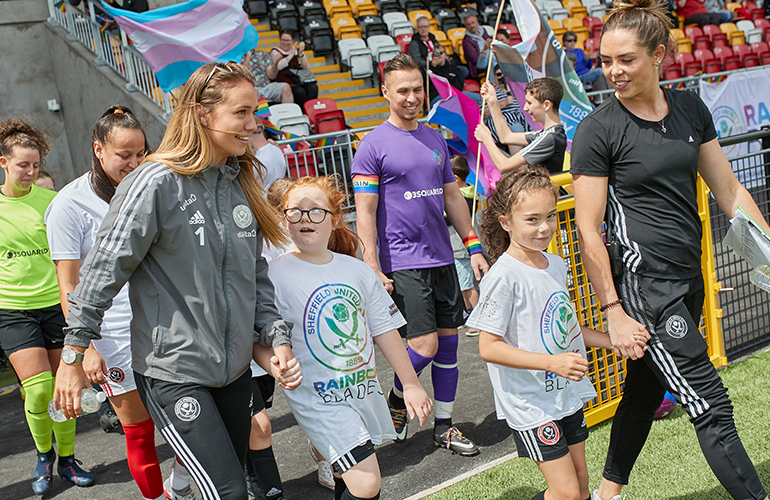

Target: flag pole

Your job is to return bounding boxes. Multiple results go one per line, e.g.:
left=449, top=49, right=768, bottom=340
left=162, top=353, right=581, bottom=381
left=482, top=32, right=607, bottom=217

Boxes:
left=472, top=1, right=506, bottom=222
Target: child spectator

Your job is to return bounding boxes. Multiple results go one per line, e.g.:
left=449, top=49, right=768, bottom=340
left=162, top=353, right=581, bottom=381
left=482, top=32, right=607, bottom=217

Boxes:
left=448, top=156, right=483, bottom=336
left=468, top=166, right=648, bottom=500
left=269, top=175, right=432, bottom=500
left=34, top=170, right=55, bottom=190
left=475, top=77, right=567, bottom=174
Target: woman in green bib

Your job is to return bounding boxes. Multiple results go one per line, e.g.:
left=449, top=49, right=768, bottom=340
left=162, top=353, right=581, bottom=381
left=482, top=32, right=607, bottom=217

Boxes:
left=0, top=118, right=93, bottom=496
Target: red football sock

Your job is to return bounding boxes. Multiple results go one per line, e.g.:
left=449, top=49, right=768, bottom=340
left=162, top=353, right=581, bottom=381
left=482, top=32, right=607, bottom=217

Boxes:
left=123, top=418, right=164, bottom=499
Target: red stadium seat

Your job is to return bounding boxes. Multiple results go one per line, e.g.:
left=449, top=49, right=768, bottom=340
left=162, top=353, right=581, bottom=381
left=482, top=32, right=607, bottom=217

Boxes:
left=304, top=98, right=338, bottom=128
left=583, top=37, right=599, bottom=53
left=663, top=66, right=683, bottom=80
left=751, top=41, right=769, bottom=54
left=315, top=109, right=347, bottom=134
left=282, top=144, right=318, bottom=178
left=694, top=48, right=714, bottom=65
left=685, top=26, right=704, bottom=40
left=704, top=59, right=723, bottom=73
left=685, top=61, right=703, bottom=75
left=760, top=51, right=770, bottom=65
left=711, top=33, right=729, bottom=47
left=693, top=35, right=711, bottom=50
left=395, top=33, right=412, bottom=53
left=378, top=60, right=387, bottom=85
left=743, top=54, right=760, bottom=67
left=702, top=24, right=721, bottom=41
left=675, top=51, right=695, bottom=70
left=733, top=43, right=752, bottom=62
left=754, top=18, right=770, bottom=31
left=750, top=8, right=765, bottom=21
left=713, top=45, right=733, bottom=62
left=583, top=15, right=602, bottom=32
left=723, top=55, right=742, bottom=70
left=463, top=79, right=480, bottom=93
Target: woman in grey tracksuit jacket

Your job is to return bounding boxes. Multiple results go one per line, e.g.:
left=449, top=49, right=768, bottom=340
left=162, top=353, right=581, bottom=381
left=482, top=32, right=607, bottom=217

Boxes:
left=53, top=62, right=298, bottom=500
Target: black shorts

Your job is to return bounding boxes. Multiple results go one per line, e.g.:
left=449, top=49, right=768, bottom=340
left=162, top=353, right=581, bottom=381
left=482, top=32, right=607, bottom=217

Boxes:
left=250, top=374, right=275, bottom=415
left=0, top=304, right=66, bottom=355
left=511, top=408, right=588, bottom=462
left=387, top=264, right=465, bottom=338
left=331, top=440, right=375, bottom=474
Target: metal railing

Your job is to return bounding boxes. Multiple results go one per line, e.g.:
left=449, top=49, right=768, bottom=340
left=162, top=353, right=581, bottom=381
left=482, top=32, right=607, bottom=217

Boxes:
left=46, top=0, right=176, bottom=117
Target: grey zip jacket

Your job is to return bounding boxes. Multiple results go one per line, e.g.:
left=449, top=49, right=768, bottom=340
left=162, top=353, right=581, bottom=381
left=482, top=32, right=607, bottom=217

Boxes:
left=63, top=160, right=292, bottom=387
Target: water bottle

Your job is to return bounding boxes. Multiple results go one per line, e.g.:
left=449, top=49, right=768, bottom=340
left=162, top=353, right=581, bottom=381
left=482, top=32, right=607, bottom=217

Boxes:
left=749, top=265, right=770, bottom=293
left=48, top=388, right=106, bottom=422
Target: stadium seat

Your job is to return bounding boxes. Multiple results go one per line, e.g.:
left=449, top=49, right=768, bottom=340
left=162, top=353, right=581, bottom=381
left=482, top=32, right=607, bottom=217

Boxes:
left=562, top=17, right=583, bottom=31
left=550, top=8, right=570, bottom=22
left=310, top=27, right=336, bottom=56
left=246, top=1, right=269, bottom=18
left=671, top=28, right=685, bottom=41
left=379, top=46, right=401, bottom=61
left=379, top=0, right=400, bottom=14
left=677, top=37, right=692, bottom=53
left=761, top=52, right=770, bottom=65
left=269, top=104, right=311, bottom=134
left=663, top=66, right=683, bottom=80
left=730, top=31, right=746, bottom=46
left=303, top=98, right=338, bottom=127
left=544, top=0, right=563, bottom=16
left=751, top=41, right=769, bottom=55
left=675, top=51, right=695, bottom=70
left=583, top=37, right=599, bottom=54
left=357, top=4, right=379, bottom=17
left=723, top=55, right=742, bottom=70
left=339, top=25, right=364, bottom=39
left=713, top=45, right=733, bottom=62
left=404, top=0, right=426, bottom=14
left=339, top=38, right=368, bottom=64
left=364, top=21, right=389, bottom=37
left=395, top=33, right=413, bottom=53
left=548, top=19, right=563, bottom=30
left=298, top=0, right=323, bottom=17
left=305, top=18, right=330, bottom=39
left=324, top=0, right=348, bottom=15
left=684, top=61, right=703, bottom=76
left=431, top=29, right=448, bottom=42
left=283, top=143, right=318, bottom=178
left=750, top=8, right=766, bottom=21
left=315, top=109, right=347, bottom=135
left=746, top=28, right=763, bottom=44
left=685, top=26, right=704, bottom=40
left=463, top=79, right=480, bottom=93
left=349, top=49, right=374, bottom=79
left=276, top=11, right=301, bottom=32
left=367, top=34, right=401, bottom=61
left=383, top=12, right=408, bottom=31
left=349, top=0, right=374, bottom=16
left=743, top=54, right=760, bottom=67
left=711, top=33, right=729, bottom=48
left=693, top=48, right=714, bottom=65
left=733, top=43, right=752, bottom=62
left=704, top=59, right=723, bottom=73
left=408, top=10, right=433, bottom=28
left=693, top=35, right=711, bottom=50
left=447, top=27, right=466, bottom=50
left=304, top=6, right=328, bottom=22
left=736, top=20, right=755, bottom=34
left=439, top=15, right=462, bottom=32
left=588, top=4, right=605, bottom=18
left=331, top=15, right=358, bottom=37
left=272, top=0, right=297, bottom=18
left=583, top=16, right=603, bottom=32
left=479, top=4, right=498, bottom=25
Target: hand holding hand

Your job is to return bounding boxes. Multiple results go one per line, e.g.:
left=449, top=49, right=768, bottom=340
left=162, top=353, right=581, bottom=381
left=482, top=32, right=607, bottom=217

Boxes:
left=402, top=384, right=433, bottom=427
left=376, top=270, right=394, bottom=295
left=272, top=356, right=302, bottom=390
left=607, top=309, right=648, bottom=360
left=470, top=253, right=489, bottom=281
left=82, top=346, right=108, bottom=385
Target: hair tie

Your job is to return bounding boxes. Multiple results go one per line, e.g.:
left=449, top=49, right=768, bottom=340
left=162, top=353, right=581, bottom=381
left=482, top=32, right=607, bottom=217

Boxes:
left=113, top=109, right=124, bottom=114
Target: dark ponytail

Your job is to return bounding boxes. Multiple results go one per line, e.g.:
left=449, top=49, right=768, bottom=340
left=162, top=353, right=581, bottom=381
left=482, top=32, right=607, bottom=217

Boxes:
left=90, top=105, right=150, bottom=203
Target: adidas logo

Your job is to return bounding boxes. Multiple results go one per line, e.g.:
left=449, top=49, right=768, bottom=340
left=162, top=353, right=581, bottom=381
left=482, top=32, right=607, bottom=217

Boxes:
left=688, top=136, right=694, bottom=143
left=189, top=210, right=205, bottom=225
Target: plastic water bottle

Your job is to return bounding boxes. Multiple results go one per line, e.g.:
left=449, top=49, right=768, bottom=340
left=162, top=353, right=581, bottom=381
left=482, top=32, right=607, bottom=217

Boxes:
left=749, top=265, right=770, bottom=293
left=48, top=388, right=106, bottom=422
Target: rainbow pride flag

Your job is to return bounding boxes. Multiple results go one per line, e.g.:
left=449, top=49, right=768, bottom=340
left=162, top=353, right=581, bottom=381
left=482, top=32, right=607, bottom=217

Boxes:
left=100, top=0, right=259, bottom=92
left=256, top=97, right=270, bottom=118
left=55, top=0, right=66, bottom=12
left=262, top=119, right=282, bottom=135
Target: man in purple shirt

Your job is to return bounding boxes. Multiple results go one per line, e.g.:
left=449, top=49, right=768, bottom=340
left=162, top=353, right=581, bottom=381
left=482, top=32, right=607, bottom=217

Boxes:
left=352, top=54, right=488, bottom=456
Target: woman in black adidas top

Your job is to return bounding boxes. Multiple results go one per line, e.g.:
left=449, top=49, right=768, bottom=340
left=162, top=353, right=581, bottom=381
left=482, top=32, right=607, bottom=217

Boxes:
left=571, top=1, right=770, bottom=499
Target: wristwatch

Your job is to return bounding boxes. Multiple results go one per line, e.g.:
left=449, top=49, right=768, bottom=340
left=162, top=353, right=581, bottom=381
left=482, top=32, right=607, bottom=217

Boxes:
left=61, top=347, right=85, bottom=364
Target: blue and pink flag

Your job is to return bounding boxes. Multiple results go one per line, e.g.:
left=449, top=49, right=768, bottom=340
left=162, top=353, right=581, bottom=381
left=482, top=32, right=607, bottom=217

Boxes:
left=492, top=0, right=593, bottom=151
left=427, top=72, right=500, bottom=193
left=100, top=0, right=259, bottom=92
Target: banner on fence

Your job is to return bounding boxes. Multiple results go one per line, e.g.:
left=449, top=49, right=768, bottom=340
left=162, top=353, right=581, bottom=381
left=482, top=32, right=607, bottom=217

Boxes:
left=100, top=0, right=259, bottom=92
left=701, top=67, right=770, bottom=186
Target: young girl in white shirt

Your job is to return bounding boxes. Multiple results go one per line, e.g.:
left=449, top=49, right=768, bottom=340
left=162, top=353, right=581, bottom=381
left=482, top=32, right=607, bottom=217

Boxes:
left=268, top=175, right=433, bottom=500
left=467, top=166, right=648, bottom=500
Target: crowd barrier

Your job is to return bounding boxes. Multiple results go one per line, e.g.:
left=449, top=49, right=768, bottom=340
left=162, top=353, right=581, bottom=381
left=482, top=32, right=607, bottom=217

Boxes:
left=44, top=1, right=770, bottom=426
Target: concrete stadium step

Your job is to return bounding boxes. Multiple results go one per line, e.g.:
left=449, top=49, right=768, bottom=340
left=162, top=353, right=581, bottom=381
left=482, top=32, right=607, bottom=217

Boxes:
left=348, top=116, right=388, bottom=129
left=315, top=72, right=351, bottom=82
left=344, top=105, right=390, bottom=120
left=335, top=96, right=387, bottom=110
left=257, top=37, right=279, bottom=48
left=310, top=64, right=341, bottom=73
left=321, top=88, right=381, bottom=101
left=319, top=79, right=366, bottom=91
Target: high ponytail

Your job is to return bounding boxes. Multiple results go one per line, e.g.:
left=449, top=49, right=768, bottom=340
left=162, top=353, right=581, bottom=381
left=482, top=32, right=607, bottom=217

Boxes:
left=602, top=0, right=675, bottom=58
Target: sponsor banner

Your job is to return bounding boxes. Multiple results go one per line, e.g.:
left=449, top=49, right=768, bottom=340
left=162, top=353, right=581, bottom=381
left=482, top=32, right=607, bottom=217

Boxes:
left=701, top=67, right=770, bottom=187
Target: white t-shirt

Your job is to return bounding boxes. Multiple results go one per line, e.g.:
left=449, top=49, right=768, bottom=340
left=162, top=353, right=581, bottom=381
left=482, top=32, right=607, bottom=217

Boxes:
left=255, top=143, right=288, bottom=191
left=45, top=173, right=132, bottom=336
left=268, top=252, right=406, bottom=463
left=466, top=251, right=596, bottom=431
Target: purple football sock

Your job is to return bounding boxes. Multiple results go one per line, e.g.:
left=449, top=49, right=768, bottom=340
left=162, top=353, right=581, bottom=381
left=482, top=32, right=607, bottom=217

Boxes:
left=393, top=347, right=435, bottom=395
left=432, top=335, right=459, bottom=419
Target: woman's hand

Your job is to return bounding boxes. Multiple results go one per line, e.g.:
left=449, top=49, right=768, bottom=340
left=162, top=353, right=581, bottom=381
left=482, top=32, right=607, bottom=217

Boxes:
left=548, top=352, right=589, bottom=381
left=272, top=356, right=302, bottom=390
left=52, top=357, right=91, bottom=420
left=82, top=346, right=108, bottom=385
left=480, top=81, right=498, bottom=106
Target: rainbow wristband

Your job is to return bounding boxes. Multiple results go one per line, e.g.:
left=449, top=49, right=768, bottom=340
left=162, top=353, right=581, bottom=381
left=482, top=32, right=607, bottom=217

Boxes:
left=462, top=235, right=483, bottom=256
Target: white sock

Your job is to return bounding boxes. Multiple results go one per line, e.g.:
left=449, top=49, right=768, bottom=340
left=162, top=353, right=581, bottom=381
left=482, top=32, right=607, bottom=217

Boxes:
left=170, top=457, right=191, bottom=490
left=145, top=495, right=164, bottom=500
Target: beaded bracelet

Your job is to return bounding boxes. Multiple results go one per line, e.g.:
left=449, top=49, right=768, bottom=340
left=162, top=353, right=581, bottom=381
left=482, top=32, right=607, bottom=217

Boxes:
left=600, top=299, right=623, bottom=313
left=462, top=235, right=483, bottom=256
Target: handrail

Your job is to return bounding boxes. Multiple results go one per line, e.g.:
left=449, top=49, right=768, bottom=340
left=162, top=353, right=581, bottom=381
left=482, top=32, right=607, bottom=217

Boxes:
left=718, top=127, right=770, bottom=147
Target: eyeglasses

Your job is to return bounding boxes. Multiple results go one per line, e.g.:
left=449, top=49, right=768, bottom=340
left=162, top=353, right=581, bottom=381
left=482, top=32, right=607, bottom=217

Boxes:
left=198, top=62, right=233, bottom=102
left=434, top=51, right=445, bottom=56
left=564, top=38, right=577, bottom=43
left=284, top=208, right=333, bottom=224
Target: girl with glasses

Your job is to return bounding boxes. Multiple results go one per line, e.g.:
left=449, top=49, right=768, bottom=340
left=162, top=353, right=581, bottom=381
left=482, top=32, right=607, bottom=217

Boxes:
left=52, top=62, right=301, bottom=499
left=268, top=175, right=432, bottom=500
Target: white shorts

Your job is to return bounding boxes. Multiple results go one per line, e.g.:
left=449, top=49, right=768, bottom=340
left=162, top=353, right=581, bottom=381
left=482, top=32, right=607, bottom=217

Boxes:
left=92, top=327, right=136, bottom=397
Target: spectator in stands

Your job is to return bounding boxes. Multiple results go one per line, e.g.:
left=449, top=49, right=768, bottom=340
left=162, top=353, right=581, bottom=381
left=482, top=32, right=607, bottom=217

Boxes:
left=242, top=49, right=294, bottom=105
left=562, top=31, right=603, bottom=88
left=410, top=17, right=471, bottom=81
left=496, top=29, right=511, bottom=45
left=571, top=1, right=770, bottom=499
left=704, top=0, right=734, bottom=22
left=250, top=117, right=288, bottom=190
left=481, top=66, right=528, bottom=147
left=271, top=29, right=319, bottom=109
left=676, top=0, right=722, bottom=27
left=462, top=15, right=492, bottom=79
left=426, top=48, right=483, bottom=108
left=352, top=54, right=489, bottom=458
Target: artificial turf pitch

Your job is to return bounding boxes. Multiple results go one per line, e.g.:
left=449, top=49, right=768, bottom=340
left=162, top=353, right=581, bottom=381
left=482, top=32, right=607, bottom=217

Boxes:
left=428, top=348, right=770, bottom=500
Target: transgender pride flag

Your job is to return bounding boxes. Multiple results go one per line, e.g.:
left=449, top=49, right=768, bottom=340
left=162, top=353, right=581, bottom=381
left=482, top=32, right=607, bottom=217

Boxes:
left=100, top=0, right=259, bottom=92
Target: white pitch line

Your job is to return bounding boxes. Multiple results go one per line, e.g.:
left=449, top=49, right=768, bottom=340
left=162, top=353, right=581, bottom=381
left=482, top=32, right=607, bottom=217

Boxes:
left=402, top=451, right=519, bottom=500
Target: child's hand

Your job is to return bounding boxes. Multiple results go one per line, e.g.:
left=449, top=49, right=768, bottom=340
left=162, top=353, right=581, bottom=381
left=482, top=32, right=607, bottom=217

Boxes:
left=475, top=123, right=493, bottom=143
left=549, top=353, right=588, bottom=381
left=480, top=82, right=497, bottom=105
left=402, top=383, right=433, bottom=427
left=634, top=329, right=650, bottom=350
left=272, top=356, right=302, bottom=390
